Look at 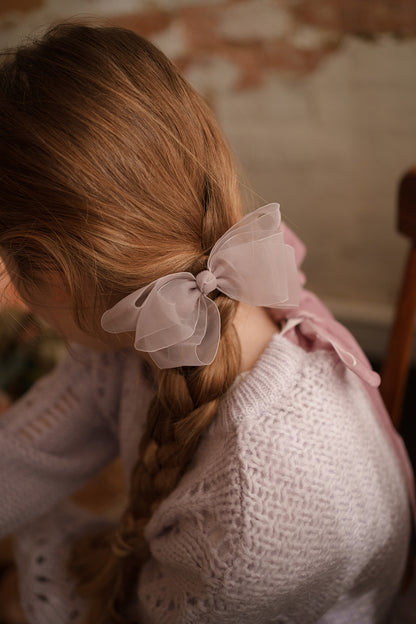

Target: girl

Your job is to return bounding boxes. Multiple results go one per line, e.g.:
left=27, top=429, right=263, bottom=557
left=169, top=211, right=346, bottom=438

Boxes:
left=0, top=22, right=414, bottom=624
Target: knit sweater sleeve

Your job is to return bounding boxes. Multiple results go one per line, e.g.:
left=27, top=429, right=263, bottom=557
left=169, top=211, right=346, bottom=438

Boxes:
left=0, top=346, right=122, bottom=537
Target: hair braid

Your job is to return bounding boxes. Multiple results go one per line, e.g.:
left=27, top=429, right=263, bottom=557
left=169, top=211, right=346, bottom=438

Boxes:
left=69, top=294, right=241, bottom=623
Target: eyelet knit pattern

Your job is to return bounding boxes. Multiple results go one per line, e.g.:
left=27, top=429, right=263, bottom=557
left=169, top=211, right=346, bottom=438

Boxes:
left=1, top=336, right=411, bottom=623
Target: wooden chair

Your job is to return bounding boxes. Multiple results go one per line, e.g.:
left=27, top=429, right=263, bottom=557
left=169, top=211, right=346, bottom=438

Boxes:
left=380, top=167, right=416, bottom=429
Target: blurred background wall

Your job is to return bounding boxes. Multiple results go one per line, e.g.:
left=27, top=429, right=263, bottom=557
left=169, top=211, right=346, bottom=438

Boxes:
left=1, top=0, right=415, bottom=360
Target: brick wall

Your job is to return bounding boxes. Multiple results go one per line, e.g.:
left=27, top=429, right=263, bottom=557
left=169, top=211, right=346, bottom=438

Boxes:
left=1, top=0, right=416, bottom=356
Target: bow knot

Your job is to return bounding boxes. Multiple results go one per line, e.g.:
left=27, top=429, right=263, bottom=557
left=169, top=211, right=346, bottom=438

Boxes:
left=196, top=269, right=217, bottom=295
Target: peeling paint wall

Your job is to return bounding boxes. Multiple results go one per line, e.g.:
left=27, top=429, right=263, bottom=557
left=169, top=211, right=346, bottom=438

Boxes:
left=1, top=0, right=416, bottom=355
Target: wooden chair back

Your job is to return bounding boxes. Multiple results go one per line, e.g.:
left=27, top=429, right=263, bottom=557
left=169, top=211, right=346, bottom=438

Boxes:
left=380, top=167, right=416, bottom=429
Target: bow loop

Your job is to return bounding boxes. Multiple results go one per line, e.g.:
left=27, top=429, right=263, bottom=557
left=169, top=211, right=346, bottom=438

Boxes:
left=101, top=203, right=300, bottom=369
left=208, top=204, right=300, bottom=307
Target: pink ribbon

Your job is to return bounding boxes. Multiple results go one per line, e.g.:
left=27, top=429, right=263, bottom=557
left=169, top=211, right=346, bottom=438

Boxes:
left=101, top=203, right=300, bottom=368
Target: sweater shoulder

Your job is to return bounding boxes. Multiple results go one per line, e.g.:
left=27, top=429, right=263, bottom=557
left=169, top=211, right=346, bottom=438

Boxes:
left=225, top=332, right=353, bottom=418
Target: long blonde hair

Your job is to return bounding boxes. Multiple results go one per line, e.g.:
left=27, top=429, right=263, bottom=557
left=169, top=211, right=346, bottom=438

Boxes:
left=0, top=22, right=242, bottom=623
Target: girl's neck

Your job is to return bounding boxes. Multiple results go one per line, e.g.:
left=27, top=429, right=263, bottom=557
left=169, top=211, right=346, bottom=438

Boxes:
left=233, top=303, right=279, bottom=373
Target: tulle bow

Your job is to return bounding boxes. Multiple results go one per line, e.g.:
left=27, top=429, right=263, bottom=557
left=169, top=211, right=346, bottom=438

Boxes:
left=101, top=203, right=300, bottom=368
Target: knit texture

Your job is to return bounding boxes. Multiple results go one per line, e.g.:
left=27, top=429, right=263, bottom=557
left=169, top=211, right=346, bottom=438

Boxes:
left=0, top=334, right=411, bottom=623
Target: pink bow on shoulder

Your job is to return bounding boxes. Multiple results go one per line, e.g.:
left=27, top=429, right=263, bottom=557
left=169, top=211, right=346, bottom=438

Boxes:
left=270, top=222, right=380, bottom=387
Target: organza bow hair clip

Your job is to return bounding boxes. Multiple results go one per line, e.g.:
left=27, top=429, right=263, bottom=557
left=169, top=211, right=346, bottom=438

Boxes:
left=101, top=203, right=300, bottom=369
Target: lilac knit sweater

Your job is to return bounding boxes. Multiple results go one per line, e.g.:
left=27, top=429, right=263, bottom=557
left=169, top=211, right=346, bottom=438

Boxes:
left=0, top=330, right=412, bottom=624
